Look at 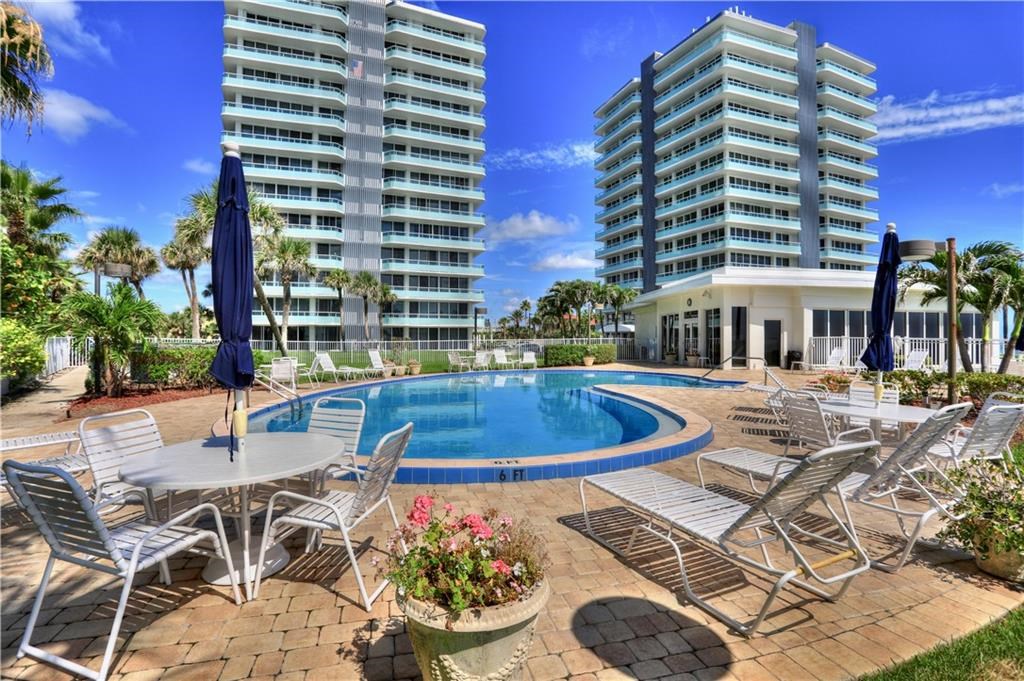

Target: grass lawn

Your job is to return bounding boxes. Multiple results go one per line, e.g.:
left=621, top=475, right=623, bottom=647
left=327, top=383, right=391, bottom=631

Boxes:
left=861, top=606, right=1024, bottom=681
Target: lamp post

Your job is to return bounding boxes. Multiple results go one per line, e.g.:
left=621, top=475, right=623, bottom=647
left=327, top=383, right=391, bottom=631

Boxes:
left=91, top=262, right=132, bottom=396
left=473, top=307, right=487, bottom=349
left=898, top=230, right=958, bottom=404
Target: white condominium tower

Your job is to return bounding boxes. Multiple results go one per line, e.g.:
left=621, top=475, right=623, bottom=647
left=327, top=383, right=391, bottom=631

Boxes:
left=222, top=0, right=486, bottom=342
left=594, top=8, right=878, bottom=292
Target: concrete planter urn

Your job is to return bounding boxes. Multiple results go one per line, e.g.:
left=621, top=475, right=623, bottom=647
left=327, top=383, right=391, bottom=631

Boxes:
left=685, top=354, right=699, bottom=368
left=582, top=356, right=595, bottom=367
left=974, top=529, right=1024, bottom=583
left=400, top=580, right=550, bottom=681
left=408, top=363, right=422, bottom=375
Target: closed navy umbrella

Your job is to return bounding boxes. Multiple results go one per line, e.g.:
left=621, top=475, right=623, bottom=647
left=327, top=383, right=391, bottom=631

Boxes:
left=210, top=142, right=254, bottom=458
left=860, top=224, right=902, bottom=393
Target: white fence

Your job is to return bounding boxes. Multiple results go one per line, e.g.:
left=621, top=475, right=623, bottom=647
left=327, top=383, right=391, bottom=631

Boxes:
left=40, top=337, right=92, bottom=378
left=807, top=336, right=1007, bottom=371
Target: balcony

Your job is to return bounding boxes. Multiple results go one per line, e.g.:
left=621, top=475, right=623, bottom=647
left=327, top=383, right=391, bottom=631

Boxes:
left=656, top=132, right=798, bottom=176
left=222, top=132, right=343, bottom=159
left=223, top=15, right=347, bottom=52
left=817, top=106, right=878, bottom=137
left=382, top=178, right=484, bottom=202
left=595, top=258, right=643, bottom=277
left=310, top=253, right=344, bottom=269
left=596, top=237, right=642, bottom=258
left=385, top=72, right=485, bottom=103
left=595, top=216, right=643, bottom=240
left=816, top=83, right=877, bottom=116
left=384, top=98, right=484, bottom=129
left=385, top=19, right=485, bottom=56
left=244, top=163, right=344, bottom=186
left=223, top=45, right=345, bottom=78
left=381, top=259, right=485, bottom=276
left=386, top=45, right=484, bottom=79
left=595, top=153, right=641, bottom=186
left=595, top=134, right=640, bottom=169
left=222, top=103, right=344, bottom=131
left=818, top=177, right=878, bottom=200
left=818, top=152, right=878, bottom=179
left=816, top=59, right=877, bottom=94
left=820, top=247, right=876, bottom=264
left=595, top=93, right=641, bottom=133
left=253, top=310, right=341, bottom=326
left=382, top=313, right=474, bottom=327
left=381, top=232, right=485, bottom=251
left=285, top=225, right=344, bottom=241
left=656, top=53, right=796, bottom=112
left=596, top=195, right=643, bottom=222
left=654, top=29, right=796, bottom=89
left=655, top=237, right=801, bottom=262
left=258, top=193, right=345, bottom=215
left=222, top=74, right=345, bottom=105
left=655, top=156, right=799, bottom=190
left=259, top=281, right=334, bottom=298
left=391, top=286, right=485, bottom=302
left=655, top=211, right=800, bottom=241
left=819, top=223, right=879, bottom=242
left=596, top=175, right=642, bottom=203
left=656, top=185, right=799, bottom=220
left=383, top=123, right=484, bottom=152
left=819, top=200, right=879, bottom=222
left=817, top=129, right=877, bottom=157
left=595, top=113, right=642, bottom=152
left=383, top=150, right=484, bottom=176
left=236, top=0, right=348, bottom=24
left=381, top=205, right=484, bottom=226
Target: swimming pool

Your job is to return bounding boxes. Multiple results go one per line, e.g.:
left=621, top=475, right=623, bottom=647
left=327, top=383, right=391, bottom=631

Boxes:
left=249, top=370, right=734, bottom=461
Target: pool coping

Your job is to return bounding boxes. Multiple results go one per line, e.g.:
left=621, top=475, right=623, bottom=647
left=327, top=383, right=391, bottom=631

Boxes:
left=226, top=367, right=730, bottom=483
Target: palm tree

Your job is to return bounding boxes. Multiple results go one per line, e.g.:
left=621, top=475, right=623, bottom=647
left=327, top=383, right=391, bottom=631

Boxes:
left=997, top=258, right=1024, bottom=374
left=176, top=181, right=290, bottom=354
left=518, top=298, right=532, bottom=330
left=1, top=3, right=53, bottom=133
left=607, top=284, right=638, bottom=334
left=161, top=235, right=207, bottom=339
left=1, top=161, right=80, bottom=255
left=374, top=283, right=397, bottom=321
left=899, top=241, right=1017, bottom=373
left=509, top=308, right=525, bottom=337
left=77, top=226, right=160, bottom=299
left=322, top=269, right=352, bottom=342
left=260, top=237, right=314, bottom=350
left=350, top=270, right=383, bottom=341
left=47, top=282, right=163, bottom=396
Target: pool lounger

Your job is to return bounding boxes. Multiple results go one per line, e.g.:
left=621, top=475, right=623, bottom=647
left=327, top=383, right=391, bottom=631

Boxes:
left=579, top=441, right=877, bottom=636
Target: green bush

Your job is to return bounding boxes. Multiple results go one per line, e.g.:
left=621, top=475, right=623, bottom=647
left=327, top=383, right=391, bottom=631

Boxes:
left=0, top=319, right=46, bottom=385
left=543, top=343, right=616, bottom=367
left=874, top=370, right=1024, bottom=406
left=130, top=345, right=270, bottom=390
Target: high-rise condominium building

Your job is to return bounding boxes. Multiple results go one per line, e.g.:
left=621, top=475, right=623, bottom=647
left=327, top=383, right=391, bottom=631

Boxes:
left=594, top=7, right=879, bottom=293
left=222, top=0, right=486, bottom=343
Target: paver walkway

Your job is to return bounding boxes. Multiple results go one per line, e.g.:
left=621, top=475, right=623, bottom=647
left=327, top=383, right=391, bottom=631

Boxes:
left=1, top=364, right=1020, bottom=681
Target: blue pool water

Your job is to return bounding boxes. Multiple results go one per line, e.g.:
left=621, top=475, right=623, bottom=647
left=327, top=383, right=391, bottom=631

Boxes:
left=248, top=370, right=734, bottom=460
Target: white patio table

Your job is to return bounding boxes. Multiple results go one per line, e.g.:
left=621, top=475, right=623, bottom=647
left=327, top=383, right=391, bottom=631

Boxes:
left=119, top=432, right=343, bottom=600
left=818, top=399, right=937, bottom=441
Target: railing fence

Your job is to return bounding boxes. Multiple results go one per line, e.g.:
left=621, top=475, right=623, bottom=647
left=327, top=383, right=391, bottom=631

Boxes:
left=39, top=337, right=92, bottom=378
left=807, top=336, right=1007, bottom=371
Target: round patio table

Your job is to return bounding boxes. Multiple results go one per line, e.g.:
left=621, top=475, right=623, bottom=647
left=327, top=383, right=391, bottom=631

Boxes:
left=818, top=399, right=936, bottom=441
left=119, top=432, right=344, bottom=600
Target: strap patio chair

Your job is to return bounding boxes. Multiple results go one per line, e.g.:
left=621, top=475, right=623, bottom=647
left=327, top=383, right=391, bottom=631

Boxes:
left=366, top=349, right=387, bottom=377
left=521, top=351, right=538, bottom=369
left=696, top=403, right=973, bottom=572
left=579, top=441, right=878, bottom=636
left=254, top=422, right=414, bottom=610
left=492, top=348, right=518, bottom=370
left=297, top=355, right=321, bottom=388
left=1, top=432, right=88, bottom=507
left=78, top=409, right=165, bottom=507
left=902, top=348, right=931, bottom=371
left=271, top=357, right=298, bottom=392
left=447, top=351, right=470, bottom=372
left=930, top=398, right=1024, bottom=468
left=782, top=390, right=873, bottom=456
left=472, top=350, right=491, bottom=370
left=746, top=367, right=786, bottom=394
left=3, top=460, right=241, bottom=681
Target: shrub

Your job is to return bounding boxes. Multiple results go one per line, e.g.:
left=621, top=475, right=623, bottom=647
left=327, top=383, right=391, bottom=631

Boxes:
left=0, top=319, right=46, bottom=386
left=938, top=455, right=1024, bottom=563
left=873, top=370, right=1024, bottom=406
left=543, top=343, right=616, bottom=366
left=130, top=345, right=270, bottom=391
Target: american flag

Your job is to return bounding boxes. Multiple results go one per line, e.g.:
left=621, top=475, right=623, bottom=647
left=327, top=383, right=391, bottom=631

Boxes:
left=351, top=59, right=364, bottom=79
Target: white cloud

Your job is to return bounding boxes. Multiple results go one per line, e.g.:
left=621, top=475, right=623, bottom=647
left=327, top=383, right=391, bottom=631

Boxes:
left=71, top=189, right=99, bottom=199
left=183, top=158, right=217, bottom=175
left=41, top=89, right=126, bottom=143
left=82, top=214, right=122, bottom=226
left=488, top=140, right=598, bottom=171
left=531, top=246, right=599, bottom=272
left=984, top=182, right=1024, bottom=199
left=874, top=89, right=1024, bottom=145
left=483, top=211, right=579, bottom=243
left=580, top=20, right=634, bottom=60
left=27, top=0, right=111, bottom=62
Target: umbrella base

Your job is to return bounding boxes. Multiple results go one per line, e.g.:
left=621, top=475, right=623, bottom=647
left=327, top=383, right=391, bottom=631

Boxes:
left=202, top=537, right=290, bottom=586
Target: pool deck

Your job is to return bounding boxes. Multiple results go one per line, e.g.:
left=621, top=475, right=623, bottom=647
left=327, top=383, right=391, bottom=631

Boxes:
left=1, top=362, right=1022, bottom=681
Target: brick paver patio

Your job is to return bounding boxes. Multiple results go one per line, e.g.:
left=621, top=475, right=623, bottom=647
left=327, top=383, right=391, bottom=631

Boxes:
left=1, top=364, right=1021, bottom=680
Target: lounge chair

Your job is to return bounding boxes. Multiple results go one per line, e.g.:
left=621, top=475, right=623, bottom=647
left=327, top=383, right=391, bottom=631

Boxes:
left=493, top=348, right=517, bottom=370
left=580, top=441, right=878, bottom=636
left=447, top=351, right=470, bottom=373
left=472, top=351, right=491, bottom=370
left=314, top=351, right=363, bottom=382
left=746, top=367, right=786, bottom=394
left=696, top=402, right=973, bottom=571
left=254, top=422, right=414, bottom=610
left=521, top=351, right=538, bottom=369
left=0, top=432, right=88, bottom=506
left=366, top=349, right=387, bottom=378
left=902, top=348, right=930, bottom=371
left=781, top=390, right=873, bottom=456
left=298, top=355, right=321, bottom=388
left=929, top=396, right=1024, bottom=467
left=3, top=460, right=241, bottom=681
left=271, top=357, right=298, bottom=392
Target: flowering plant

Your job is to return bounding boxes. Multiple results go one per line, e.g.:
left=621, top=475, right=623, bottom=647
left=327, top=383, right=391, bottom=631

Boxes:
left=381, top=495, right=546, bottom=619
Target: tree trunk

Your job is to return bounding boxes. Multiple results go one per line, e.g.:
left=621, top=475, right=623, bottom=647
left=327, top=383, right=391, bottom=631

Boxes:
left=956, top=324, right=974, bottom=373
left=614, top=310, right=620, bottom=334
left=997, top=315, right=1022, bottom=374
left=980, top=314, right=992, bottom=373
left=281, top=279, right=291, bottom=353
left=363, top=296, right=371, bottom=341
left=253, top=279, right=288, bottom=357
left=187, top=268, right=200, bottom=340
left=132, top=280, right=146, bottom=300
left=337, top=292, right=346, bottom=343
left=105, top=360, right=116, bottom=397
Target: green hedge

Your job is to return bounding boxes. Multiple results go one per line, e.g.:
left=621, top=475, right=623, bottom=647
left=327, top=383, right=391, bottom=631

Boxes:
left=0, top=319, right=46, bottom=386
left=130, top=345, right=270, bottom=390
left=872, top=370, right=1024, bottom=407
left=543, top=344, right=616, bottom=367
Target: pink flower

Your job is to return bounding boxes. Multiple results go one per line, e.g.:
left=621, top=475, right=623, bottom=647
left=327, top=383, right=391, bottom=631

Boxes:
left=447, top=538, right=459, bottom=552
left=407, top=507, right=430, bottom=527
left=443, top=502, right=454, bottom=513
left=499, top=532, right=510, bottom=543
left=491, top=559, right=512, bottom=576
left=499, top=515, right=513, bottom=527
left=413, top=495, right=434, bottom=512
left=462, top=514, right=493, bottom=540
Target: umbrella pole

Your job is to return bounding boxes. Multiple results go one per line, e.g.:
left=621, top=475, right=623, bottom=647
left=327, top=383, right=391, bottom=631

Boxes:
left=232, top=389, right=247, bottom=457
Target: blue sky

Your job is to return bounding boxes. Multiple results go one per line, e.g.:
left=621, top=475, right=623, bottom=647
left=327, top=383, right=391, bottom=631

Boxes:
left=5, top=1, right=1023, bottom=318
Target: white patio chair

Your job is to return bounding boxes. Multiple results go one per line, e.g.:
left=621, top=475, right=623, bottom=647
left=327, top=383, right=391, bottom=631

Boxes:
left=746, top=367, right=786, bottom=394
left=902, top=348, right=930, bottom=371
left=271, top=357, right=298, bottom=392
left=447, top=351, right=470, bottom=372
left=846, top=381, right=901, bottom=438
left=930, top=398, right=1024, bottom=467
left=472, top=351, right=491, bottom=370
left=580, top=441, right=878, bottom=636
left=521, top=351, right=538, bottom=369
left=366, top=349, right=387, bottom=377
left=254, top=422, right=414, bottom=610
left=493, top=348, right=517, bottom=370
left=78, top=409, right=164, bottom=506
left=0, top=432, right=88, bottom=506
left=697, top=402, right=973, bottom=572
left=819, top=346, right=848, bottom=372
left=298, top=354, right=321, bottom=388
left=3, top=460, right=241, bottom=681
left=309, top=396, right=366, bottom=478
left=782, top=390, right=873, bottom=456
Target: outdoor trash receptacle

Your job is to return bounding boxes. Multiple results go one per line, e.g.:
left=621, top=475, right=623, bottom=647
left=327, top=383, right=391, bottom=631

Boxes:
left=786, top=350, right=803, bottom=369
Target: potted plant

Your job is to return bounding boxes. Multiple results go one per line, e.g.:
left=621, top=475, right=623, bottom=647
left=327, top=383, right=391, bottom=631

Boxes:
left=407, top=357, right=422, bottom=376
left=582, top=347, right=596, bottom=367
left=685, top=350, right=700, bottom=368
left=383, top=496, right=548, bottom=681
left=664, top=351, right=677, bottom=365
left=939, top=453, right=1024, bottom=583
left=382, top=360, right=396, bottom=378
